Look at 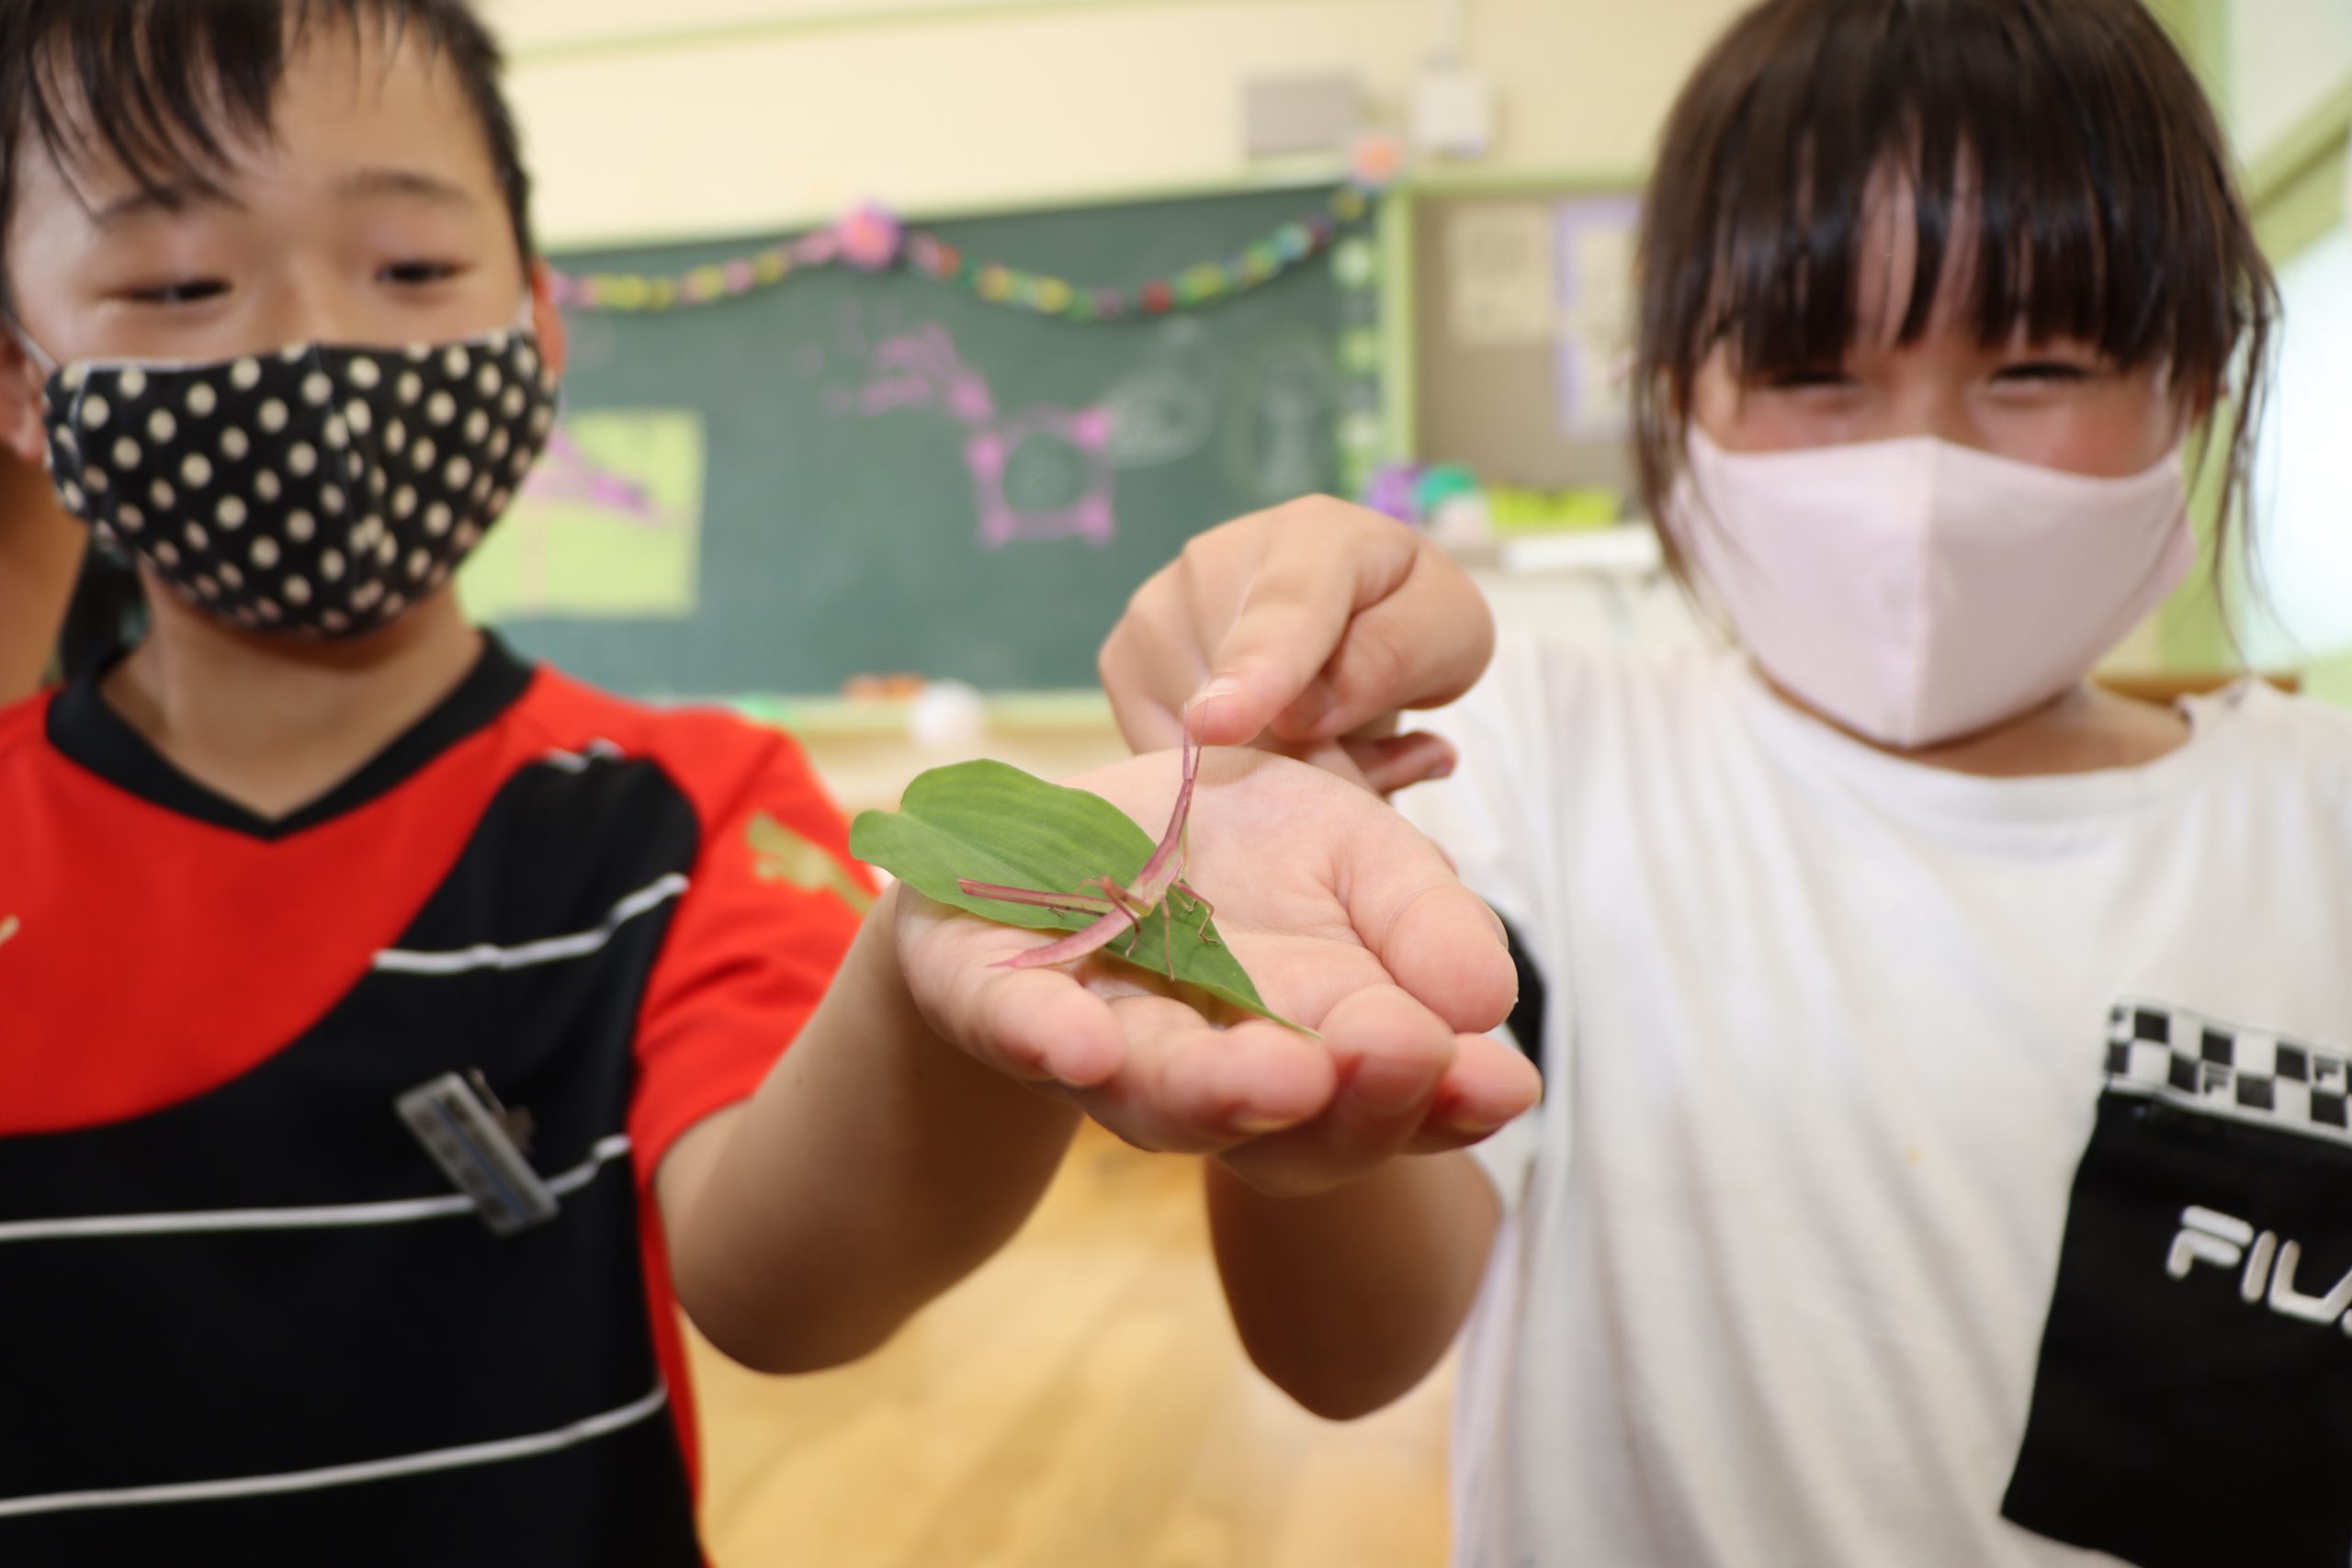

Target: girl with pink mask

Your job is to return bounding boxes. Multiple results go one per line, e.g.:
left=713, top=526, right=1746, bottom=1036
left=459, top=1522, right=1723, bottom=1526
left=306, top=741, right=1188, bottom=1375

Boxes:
left=1102, top=3, right=2345, bottom=1565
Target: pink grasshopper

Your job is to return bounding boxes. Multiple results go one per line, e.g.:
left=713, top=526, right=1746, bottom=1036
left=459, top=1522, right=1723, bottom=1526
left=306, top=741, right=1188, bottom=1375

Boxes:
left=957, top=724, right=1221, bottom=977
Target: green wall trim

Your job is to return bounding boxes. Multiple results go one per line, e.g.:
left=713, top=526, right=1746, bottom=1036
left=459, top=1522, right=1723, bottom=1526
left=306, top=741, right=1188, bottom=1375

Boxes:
left=2159, top=73, right=2352, bottom=674
left=2310, top=651, right=2352, bottom=710
left=2143, top=0, right=2233, bottom=120
left=2247, top=74, right=2352, bottom=204
left=1395, top=168, right=1648, bottom=199
left=1378, top=189, right=1420, bottom=467
left=2156, top=412, right=2240, bottom=671
left=2248, top=75, right=2352, bottom=264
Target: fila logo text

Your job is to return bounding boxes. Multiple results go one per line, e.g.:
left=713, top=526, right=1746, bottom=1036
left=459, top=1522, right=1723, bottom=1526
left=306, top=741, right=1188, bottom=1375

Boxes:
left=2169, top=1207, right=2352, bottom=1333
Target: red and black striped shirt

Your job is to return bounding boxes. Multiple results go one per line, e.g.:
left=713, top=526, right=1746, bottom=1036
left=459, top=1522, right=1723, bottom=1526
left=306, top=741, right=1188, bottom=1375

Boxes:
left=0, top=637, right=866, bottom=1565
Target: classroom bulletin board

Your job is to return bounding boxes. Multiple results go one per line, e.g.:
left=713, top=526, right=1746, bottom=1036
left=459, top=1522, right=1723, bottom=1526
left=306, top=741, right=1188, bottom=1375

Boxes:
left=1395, top=180, right=1646, bottom=498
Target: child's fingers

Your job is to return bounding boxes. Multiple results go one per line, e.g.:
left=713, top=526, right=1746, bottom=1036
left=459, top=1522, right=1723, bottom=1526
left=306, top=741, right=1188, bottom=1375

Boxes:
left=1408, top=1034, right=1544, bottom=1152
left=1261, top=541, right=1494, bottom=746
left=1189, top=507, right=1426, bottom=747
left=1148, top=1012, right=1337, bottom=1141
left=899, top=896, right=1130, bottom=1087
left=1340, top=730, right=1461, bottom=795
left=960, top=963, right=1130, bottom=1088
left=1073, top=999, right=1337, bottom=1152
left=1378, top=882, right=1518, bottom=1035
left=1215, top=984, right=1460, bottom=1196
left=1323, top=811, right=1516, bottom=1034
left=1098, top=590, right=1206, bottom=755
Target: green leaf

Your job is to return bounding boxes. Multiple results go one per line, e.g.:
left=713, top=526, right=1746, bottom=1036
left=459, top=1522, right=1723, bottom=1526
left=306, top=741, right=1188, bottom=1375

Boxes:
left=851, top=760, right=1294, bottom=1027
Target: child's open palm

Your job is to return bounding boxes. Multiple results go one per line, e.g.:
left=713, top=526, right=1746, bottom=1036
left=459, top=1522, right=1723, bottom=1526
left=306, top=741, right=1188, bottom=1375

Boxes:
left=892, top=747, right=1541, bottom=1196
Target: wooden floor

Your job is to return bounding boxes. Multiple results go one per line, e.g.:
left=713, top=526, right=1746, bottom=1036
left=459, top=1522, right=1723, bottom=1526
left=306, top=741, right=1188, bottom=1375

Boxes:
left=684, top=1124, right=1456, bottom=1568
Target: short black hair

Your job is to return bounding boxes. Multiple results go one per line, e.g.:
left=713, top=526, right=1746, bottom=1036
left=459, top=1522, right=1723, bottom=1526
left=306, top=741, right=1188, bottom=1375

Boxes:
left=1634, top=0, right=2278, bottom=590
left=0, top=0, right=536, bottom=296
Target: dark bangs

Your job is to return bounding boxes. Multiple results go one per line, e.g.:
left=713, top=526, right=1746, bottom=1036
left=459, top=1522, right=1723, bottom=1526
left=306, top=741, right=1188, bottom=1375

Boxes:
left=0, top=0, right=534, bottom=285
left=1634, top=0, right=2278, bottom=575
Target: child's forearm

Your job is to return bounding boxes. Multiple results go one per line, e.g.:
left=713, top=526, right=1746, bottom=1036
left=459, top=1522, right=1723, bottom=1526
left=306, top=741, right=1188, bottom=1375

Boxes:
left=662, top=890, right=1080, bottom=1375
left=1206, top=1150, right=1500, bottom=1421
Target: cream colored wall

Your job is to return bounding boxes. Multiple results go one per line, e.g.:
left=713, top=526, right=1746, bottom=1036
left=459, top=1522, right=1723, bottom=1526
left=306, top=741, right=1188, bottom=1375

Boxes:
left=484, top=0, right=1752, bottom=249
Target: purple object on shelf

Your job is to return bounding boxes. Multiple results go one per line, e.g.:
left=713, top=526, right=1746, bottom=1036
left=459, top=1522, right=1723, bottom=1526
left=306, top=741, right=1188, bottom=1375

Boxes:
left=1363, top=461, right=1428, bottom=525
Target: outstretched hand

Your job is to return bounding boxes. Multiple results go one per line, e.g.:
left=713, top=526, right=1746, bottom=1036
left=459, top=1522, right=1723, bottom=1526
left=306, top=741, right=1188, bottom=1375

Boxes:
left=893, top=745, right=1540, bottom=1197
left=1098, top=498, right=1494, bottom=795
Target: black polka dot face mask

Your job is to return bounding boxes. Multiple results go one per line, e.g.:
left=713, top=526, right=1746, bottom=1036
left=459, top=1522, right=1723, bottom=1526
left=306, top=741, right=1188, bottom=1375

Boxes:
left=37, top=325, right=558, bottom=638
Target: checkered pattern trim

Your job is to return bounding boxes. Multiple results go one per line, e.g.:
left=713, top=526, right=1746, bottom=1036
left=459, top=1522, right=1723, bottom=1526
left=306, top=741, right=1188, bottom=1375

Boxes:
left=2106, top=1001, right=2351, bottom=1147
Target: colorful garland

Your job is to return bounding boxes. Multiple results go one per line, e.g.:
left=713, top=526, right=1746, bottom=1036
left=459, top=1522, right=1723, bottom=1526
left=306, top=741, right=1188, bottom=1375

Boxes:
left=551, top=185, right=1380, bottom=321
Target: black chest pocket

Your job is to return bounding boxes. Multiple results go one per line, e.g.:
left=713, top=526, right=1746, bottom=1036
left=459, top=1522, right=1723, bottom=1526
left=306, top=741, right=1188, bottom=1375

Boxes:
left=2004, top=1003, right=2352, bottom=1568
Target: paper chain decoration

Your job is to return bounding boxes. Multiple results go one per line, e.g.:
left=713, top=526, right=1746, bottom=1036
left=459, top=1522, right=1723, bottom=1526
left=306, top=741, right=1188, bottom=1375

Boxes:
left=551, top=186, right=1378, bottom=321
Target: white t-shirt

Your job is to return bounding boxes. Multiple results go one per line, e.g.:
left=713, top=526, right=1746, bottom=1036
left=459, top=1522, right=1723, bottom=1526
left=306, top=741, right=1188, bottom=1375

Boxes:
left=1403, top=640, right=2352, bottom=1568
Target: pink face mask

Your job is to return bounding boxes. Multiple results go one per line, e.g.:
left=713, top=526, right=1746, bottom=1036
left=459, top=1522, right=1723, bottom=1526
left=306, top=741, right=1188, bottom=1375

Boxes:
left=1669, top=429, right=2195, bottom=750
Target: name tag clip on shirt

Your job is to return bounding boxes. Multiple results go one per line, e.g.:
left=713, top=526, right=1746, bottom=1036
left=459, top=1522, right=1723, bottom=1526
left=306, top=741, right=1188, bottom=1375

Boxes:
left=396, top=1070, right=560, bottom=1238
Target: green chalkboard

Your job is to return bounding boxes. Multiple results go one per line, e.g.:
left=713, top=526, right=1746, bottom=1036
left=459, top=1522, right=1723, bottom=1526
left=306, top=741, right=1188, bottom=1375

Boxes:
left=483, top=186, right=1359, bottom=698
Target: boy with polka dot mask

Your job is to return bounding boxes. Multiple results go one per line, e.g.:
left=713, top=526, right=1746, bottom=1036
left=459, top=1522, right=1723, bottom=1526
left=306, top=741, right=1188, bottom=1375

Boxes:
left=0, top=4, right=1530, bottom=1564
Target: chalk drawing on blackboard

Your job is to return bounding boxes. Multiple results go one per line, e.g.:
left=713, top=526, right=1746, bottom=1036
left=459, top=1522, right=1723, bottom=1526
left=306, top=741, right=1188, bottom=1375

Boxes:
left=829, top=321, right=999, bottom=425
left=459, top=412, right=705, bottom=624
left=967, top=409, right=1117, bottom=548
left=1103, top=365, right=1216, bottom=468
left=823, top=313, right=1120, bottom=551
left=1223, top=333, right=1340, bottom=504
left=1102, top=321, right=1224, bottom=470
